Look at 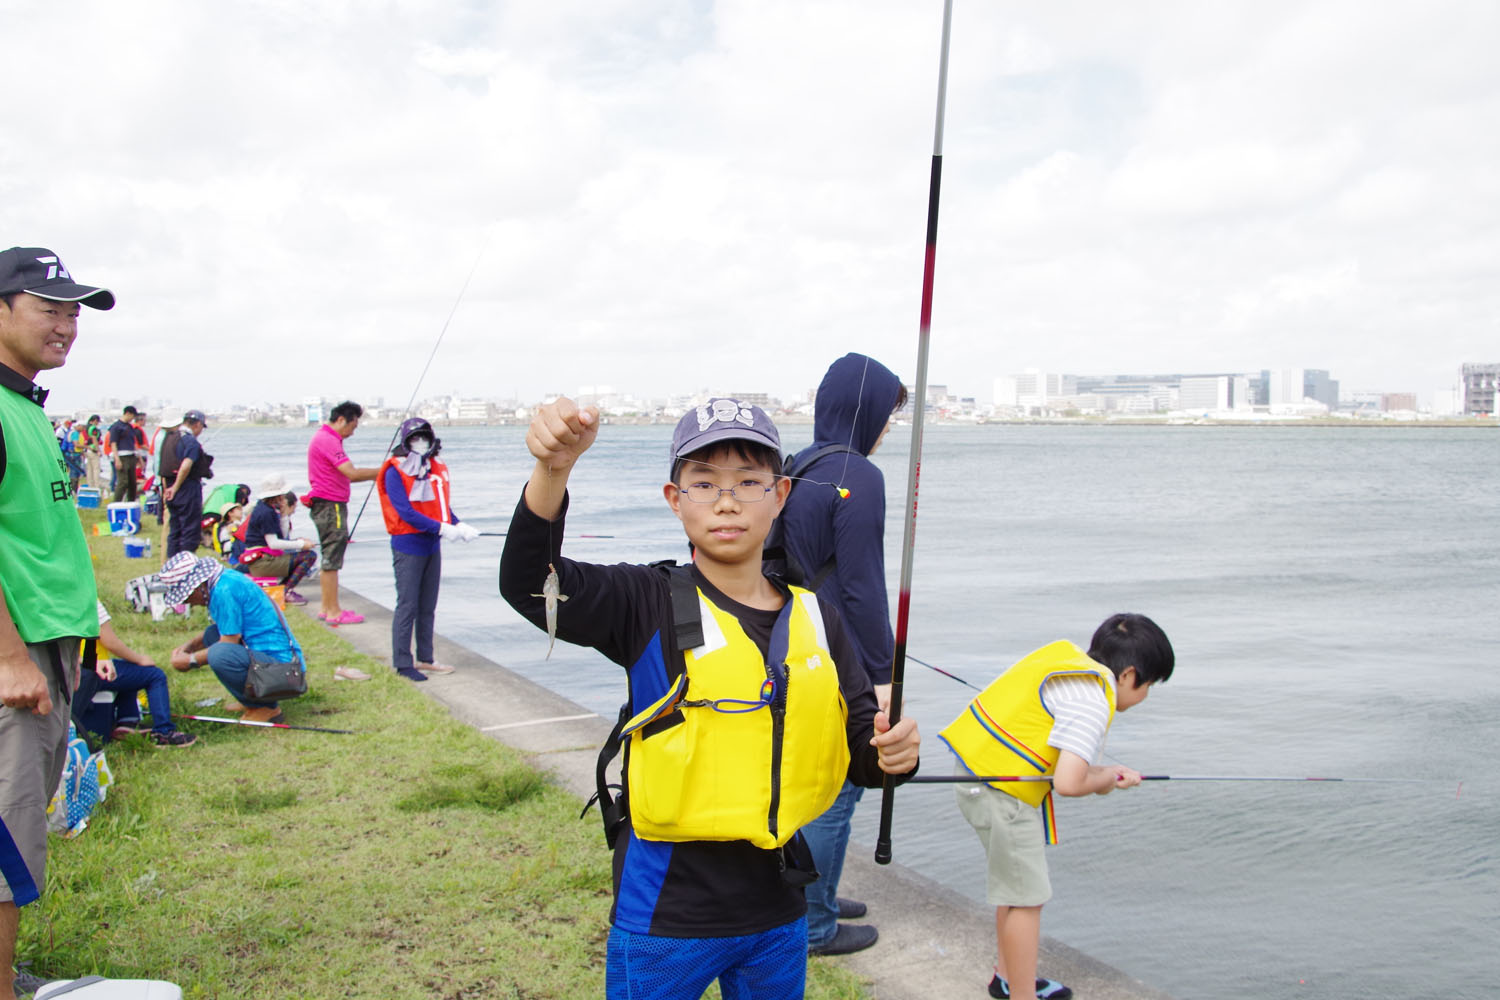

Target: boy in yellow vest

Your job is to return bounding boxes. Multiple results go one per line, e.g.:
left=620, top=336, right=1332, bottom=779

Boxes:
left=500, top=396, right=921, bottom=1000
left=939, top=614, right=1174, bottom=1000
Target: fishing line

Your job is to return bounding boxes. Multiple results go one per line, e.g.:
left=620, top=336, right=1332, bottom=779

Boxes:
left=347, top=243, right=489, bottom=542
left=876, top=0, right=954, bottom=867
left=900, top=773, right=1436, bottom=785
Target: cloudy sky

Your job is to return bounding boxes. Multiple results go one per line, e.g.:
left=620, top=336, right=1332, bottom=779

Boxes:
left=7, top=0, right=1496, bottom=412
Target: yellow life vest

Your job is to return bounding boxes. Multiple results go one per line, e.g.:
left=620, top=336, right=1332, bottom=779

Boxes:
left=938, top=640, right=1114, bottom=844
left=621, top=583, right=849, bottom=849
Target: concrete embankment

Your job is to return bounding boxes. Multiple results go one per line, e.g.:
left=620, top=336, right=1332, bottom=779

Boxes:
left=306, top=588, right=1174, bottom=1000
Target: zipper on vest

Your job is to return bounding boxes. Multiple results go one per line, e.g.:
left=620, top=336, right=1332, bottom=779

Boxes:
left=765, top=657, right=789, bottom=841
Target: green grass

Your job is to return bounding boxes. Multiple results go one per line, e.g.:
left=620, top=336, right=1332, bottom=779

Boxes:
left=17, top=511, right=869, bottom=998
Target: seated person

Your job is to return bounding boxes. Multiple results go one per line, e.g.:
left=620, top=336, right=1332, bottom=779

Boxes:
left=213, top=501, right=244, bottom=559
left=235, top=474, right=317, bottom=606
left=161, top=553, right=306, bottom=725
left=74, top=601, right=197, bottom=748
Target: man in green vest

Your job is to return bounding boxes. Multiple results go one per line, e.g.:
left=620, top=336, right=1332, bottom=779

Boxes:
left=0, top=246, right=113, bottom=1000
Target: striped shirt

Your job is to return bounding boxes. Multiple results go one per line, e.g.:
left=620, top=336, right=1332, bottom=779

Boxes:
left=1042, top=672, right=1116, bottom=763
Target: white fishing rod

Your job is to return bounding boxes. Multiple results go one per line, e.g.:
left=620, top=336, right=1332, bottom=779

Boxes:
left=347, top=245, right=488, bottom=542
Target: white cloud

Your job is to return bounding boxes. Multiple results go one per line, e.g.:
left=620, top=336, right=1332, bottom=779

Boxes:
left=3, top=0, right=1496, bottom=410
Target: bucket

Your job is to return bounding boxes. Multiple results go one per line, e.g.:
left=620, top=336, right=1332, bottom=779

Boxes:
left=252, top=579, right=286, bottom=611
left=75, top=486, right=102, bottom=509
left=123, top=537, right=151, bottom=559
left=107, top=501, right=143, bottom=535
left=35, top=978, right=183, bottom=999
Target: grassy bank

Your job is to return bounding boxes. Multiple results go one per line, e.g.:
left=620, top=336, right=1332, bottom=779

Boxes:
left=17, top=511, right=868, bottom=999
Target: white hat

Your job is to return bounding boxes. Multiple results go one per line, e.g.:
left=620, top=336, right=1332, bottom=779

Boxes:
left=156, top=410, right=184, bottom=428
left=256, top=472, right=301, bottom=499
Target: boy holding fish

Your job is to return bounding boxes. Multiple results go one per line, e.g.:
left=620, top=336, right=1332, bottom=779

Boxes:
left=941, top=614, right=1174, bottom=1000
left=500, top=396, right=921, bottom=1000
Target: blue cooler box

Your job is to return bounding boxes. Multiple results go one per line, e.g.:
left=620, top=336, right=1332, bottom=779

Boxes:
left=76, top=486, right=102, bottom=509
left=107, top=501, right=142, bottom=535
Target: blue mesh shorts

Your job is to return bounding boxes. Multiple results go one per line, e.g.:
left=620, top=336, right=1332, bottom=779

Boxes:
left=606, top=917, right=808, bottom=1000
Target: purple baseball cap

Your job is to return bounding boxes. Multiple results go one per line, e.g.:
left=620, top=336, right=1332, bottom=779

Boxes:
left=0, top=247, right=114, bottom=310
left=669, top=398, right=781, bottom=477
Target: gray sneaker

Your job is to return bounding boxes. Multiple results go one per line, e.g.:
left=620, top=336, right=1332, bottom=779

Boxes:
left=12, top=969, right=53, bottom=997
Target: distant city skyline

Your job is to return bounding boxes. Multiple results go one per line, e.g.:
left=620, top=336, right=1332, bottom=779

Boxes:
left=55, top=357, right=1498, bottom=422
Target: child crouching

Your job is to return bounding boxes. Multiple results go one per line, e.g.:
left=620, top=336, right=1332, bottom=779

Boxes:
left=940, top=614, right=1174, bottom=1000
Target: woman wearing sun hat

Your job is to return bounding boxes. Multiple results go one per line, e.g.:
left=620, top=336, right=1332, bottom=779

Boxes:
left=239, top=472, right=319, bottom=605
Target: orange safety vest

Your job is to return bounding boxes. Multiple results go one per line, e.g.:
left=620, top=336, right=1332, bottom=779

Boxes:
left=376, top=456, right=452, bottom=536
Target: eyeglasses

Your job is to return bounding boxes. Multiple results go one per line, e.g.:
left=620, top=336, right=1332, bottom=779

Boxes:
left=680, top=481, right=775, bottom=503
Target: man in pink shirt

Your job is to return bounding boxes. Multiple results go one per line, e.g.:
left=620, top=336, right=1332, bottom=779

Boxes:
left=305, top=401, right=379, bottom=625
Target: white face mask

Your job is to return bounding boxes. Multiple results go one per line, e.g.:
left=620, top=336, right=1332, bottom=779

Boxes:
left=408, top=435, right=433, bottom=456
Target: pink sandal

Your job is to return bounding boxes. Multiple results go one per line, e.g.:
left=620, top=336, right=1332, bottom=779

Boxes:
left=319, top=610, right=365, bottom=626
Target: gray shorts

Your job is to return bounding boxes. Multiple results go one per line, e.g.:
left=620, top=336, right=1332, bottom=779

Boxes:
left=309, top=499, right=349, bottom=572
left=955, top=774, right=1052, bottom=907
left=0, top=641, right=77, bottom=903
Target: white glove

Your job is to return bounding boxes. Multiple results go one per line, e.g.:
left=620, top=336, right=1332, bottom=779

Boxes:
left=438, top=522, right=461, bottom=542
left=454, top=522, right=481, bottom=543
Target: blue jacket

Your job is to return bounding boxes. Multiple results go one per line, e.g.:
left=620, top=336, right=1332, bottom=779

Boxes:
left=778, top=353, right=903, bottom=685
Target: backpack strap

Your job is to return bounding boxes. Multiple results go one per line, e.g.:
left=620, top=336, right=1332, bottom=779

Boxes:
left=667, top=564, right=703, bottom=652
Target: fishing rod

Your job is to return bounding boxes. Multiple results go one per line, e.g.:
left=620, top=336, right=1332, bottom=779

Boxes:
left=174, top=713, right=355, bottom=735
left=876, top=0, right=954, bottom=867
left=347, top=245, right=488, bottom=542
left=475, top=532, right=617, bottom=539
left=900, top=774, right=1434, bottom=785
left=906, top=653, right=982, bottom=691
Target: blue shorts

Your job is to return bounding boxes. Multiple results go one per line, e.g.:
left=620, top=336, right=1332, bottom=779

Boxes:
left=606, top=917, right=807, bottom=1000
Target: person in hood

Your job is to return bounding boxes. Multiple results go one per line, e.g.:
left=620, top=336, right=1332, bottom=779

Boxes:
left=777, top=352, right=906, bottom=957
left=375, top=418, right=478, bottom=682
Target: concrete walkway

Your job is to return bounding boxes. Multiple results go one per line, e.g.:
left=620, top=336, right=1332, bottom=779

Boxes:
left=305, top=588, right=1174, bottom=1000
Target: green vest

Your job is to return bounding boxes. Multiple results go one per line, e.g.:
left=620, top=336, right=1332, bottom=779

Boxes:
left=0, top=387, right=98, bottom=642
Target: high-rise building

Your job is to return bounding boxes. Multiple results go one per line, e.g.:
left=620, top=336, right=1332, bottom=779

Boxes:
left=1303, top=370, right=1340, bottom=409
left=1461, top=363, right=1499, bottom=415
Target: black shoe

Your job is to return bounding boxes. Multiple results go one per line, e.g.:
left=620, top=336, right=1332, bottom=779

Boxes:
left=151, top=730, right=198, bottom=748
left=12, top=968, right=53, bottom=996
left=836, top=897, right=867, bottom=919
left=989, top=974, right=1073, bottom=1000
left=397, top=667, right=428, bottom=682
left=809, top=923, right=878, bottom=956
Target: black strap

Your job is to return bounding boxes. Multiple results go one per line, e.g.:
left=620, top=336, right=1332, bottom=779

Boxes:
left=46, top=641, right=71, bottom=707
left=667, top=565, right=703, bottom=651
left=783, top=442, right=860, bottom=481
left=584, top=703, right=631, bottom=848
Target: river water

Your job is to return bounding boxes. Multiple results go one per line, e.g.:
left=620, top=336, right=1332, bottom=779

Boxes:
left=204, top=422, right=1498, bottom=1000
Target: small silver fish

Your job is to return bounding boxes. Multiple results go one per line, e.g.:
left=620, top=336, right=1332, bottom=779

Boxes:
left=530, top=562, right=569, bottom=659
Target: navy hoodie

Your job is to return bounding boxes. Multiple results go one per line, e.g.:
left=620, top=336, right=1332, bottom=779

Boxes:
left=778, top=353, right=903, bottom=685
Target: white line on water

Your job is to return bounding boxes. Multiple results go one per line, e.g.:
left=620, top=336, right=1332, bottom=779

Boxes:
left=481, top=713, right=598, bottom=732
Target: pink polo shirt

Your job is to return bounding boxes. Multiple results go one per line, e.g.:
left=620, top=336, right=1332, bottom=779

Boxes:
left=306, top=423, right=352, bottom=502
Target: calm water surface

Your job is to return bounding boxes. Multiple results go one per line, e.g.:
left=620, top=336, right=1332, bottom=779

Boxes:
left=208, top=422, right=1499, bottom=1000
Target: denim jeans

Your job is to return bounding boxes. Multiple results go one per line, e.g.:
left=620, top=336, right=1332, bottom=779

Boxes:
left=97, top=658, right=174, bottom=735
left=802, top=779, right=865, bottom=948
left=202, top=625, right=278, bottom=708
